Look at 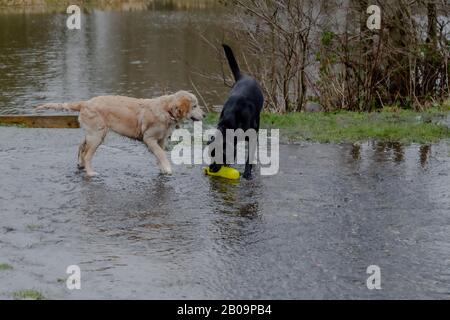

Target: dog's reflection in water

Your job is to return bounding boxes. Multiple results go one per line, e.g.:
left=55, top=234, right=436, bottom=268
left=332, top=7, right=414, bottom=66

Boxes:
left=81, top=176, right=174, bottom=230
left=206, top=176, right=264, bottom=255
left=207, top=176, right=262, bottom=219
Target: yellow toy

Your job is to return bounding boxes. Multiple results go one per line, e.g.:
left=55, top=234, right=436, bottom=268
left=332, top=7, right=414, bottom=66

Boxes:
left=203, top=166, right=240, bottom=180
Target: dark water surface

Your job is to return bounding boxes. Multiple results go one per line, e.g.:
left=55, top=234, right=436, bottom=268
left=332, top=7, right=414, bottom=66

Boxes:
left=1, top=127, right=449, bottom=299
left=0, top=6, right=228, bottom=114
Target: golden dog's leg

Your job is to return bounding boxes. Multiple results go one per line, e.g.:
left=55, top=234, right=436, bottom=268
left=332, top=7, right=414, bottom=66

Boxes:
left=83, top=130, right=107, bottom=177
left=144, top=137, right=172, bottom=175
left=158, top=138, right=166, bottom=149
left=78, top=139, right=87, bottom=169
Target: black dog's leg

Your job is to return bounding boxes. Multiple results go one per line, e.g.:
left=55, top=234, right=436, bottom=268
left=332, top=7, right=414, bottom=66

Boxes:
left=242, top=117, right=258, bottom=180
left=243, top=135, right=253, bottom=180
left=243, top=132, right=258, bottom=180
left=208, top=136, right=222, bottom=173
left=243, top=117, right=261, bottom=179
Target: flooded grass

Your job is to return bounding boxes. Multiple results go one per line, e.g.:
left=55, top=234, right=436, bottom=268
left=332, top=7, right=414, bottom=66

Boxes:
left=204, top=107, right=450, bottom=144
left=26, top=224, right=43, bottom=231
left=0, top=123, right=26, bottom=128
left=13, top=289, right=44, bottom=300
left=0, top=263, right=13, bottom=271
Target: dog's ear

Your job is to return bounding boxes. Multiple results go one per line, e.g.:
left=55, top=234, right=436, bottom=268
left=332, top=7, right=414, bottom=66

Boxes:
left=171, top=96, right=191, bottom=120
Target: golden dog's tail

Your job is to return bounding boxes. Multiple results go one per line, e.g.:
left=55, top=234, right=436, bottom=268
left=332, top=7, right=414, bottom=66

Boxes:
left=35, top=101, right=86, bottom=112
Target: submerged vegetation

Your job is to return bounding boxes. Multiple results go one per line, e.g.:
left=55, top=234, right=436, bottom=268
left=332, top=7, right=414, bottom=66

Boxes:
left=12, top=289, right=44, bottom=300
left=204, top=106, right=450, bottom=144
left=0, top=263, right=13, bottom=270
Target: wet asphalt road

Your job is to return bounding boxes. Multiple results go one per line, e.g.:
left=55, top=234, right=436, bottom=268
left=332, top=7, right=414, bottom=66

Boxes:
left=0, top=127, right=449, bottom=299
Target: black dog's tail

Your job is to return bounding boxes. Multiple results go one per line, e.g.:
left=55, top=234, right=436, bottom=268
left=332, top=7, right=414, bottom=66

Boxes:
left=223, top=44, right=241, bottom=82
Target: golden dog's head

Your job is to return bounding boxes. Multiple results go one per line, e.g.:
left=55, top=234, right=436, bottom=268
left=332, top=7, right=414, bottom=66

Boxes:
left=170, top=91, right=204, bottom=122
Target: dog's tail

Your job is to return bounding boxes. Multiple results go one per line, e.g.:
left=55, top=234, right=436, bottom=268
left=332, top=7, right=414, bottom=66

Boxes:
left=35, top=101, right=86, bottom=112
left=223, top=44, right=241, bottom=82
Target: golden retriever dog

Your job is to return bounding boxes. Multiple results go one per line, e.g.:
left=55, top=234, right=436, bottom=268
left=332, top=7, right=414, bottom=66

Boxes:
left=36, top=91, right=203, bottom=177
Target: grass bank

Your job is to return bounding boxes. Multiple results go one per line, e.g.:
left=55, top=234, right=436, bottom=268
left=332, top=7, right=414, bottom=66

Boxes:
left=203, top=106, right=450, bottom=144
left=1, top=105, right=448, bottom=144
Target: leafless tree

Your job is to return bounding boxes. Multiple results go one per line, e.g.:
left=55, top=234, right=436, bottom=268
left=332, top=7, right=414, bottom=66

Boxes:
left=221, top=0, right=449, bottom=112
left=220, top=0, right=323, bottom=112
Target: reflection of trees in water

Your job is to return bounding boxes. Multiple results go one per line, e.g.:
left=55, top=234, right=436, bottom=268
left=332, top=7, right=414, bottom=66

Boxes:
left=374, top=142, right=404, bottom=163
left=350, top=143, right=361, bottom=161
left=0, top=0, right=219, bottom=14
left=349, top=142, right=432, bottom=168
left=419, top=145, right=431, bottom=168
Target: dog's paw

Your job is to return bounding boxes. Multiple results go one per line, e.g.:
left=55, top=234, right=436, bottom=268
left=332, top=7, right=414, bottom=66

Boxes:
left=160, top=168, right=173, bottom=175
left=86, top=171, right=99, bottom=177
left=242, top=171, right=253, bottom=180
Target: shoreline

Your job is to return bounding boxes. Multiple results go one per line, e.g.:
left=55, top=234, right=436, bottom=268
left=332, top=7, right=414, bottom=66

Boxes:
left=2, top=107, right=450, bottom=145
left=0, top=0, right=219, bottom=14
left=203, top=107, right=450, bottom=145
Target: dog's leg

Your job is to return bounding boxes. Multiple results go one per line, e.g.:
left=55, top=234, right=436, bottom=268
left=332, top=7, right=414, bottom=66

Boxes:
left=144, top=137, right=172, bottom=175
left=83, top=130, right=107, bottom=177
left=240, top=118, right=255, bottom=180
left=78, top=139, right=87, bottom=170
left=158, top=138, right=166, bottom=150
left=208, top=137, right=222, bottom=173
left=243, top=161, right=253, bottom=180
left=243, top=124, right=260, bottom=180
left=243, top=136, right=253, bottom=180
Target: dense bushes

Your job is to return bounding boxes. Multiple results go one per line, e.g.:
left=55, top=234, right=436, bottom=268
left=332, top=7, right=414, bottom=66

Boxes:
left=222, top=0, right=449, bottom=112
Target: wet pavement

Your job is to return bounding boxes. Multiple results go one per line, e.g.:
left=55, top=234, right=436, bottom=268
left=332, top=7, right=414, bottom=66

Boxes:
left=1, top=127, right=450, bottom=299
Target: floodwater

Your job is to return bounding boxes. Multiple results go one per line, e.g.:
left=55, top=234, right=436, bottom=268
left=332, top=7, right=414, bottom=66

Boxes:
left=1, top=2, right=450, bottom=300
left=0, top=3, right=228, bottom=114
left=1, top=127, right=449, bottom=299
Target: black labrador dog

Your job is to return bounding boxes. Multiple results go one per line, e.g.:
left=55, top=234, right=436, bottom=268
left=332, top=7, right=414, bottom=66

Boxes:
left=209, top=45, right=264, bottom=180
